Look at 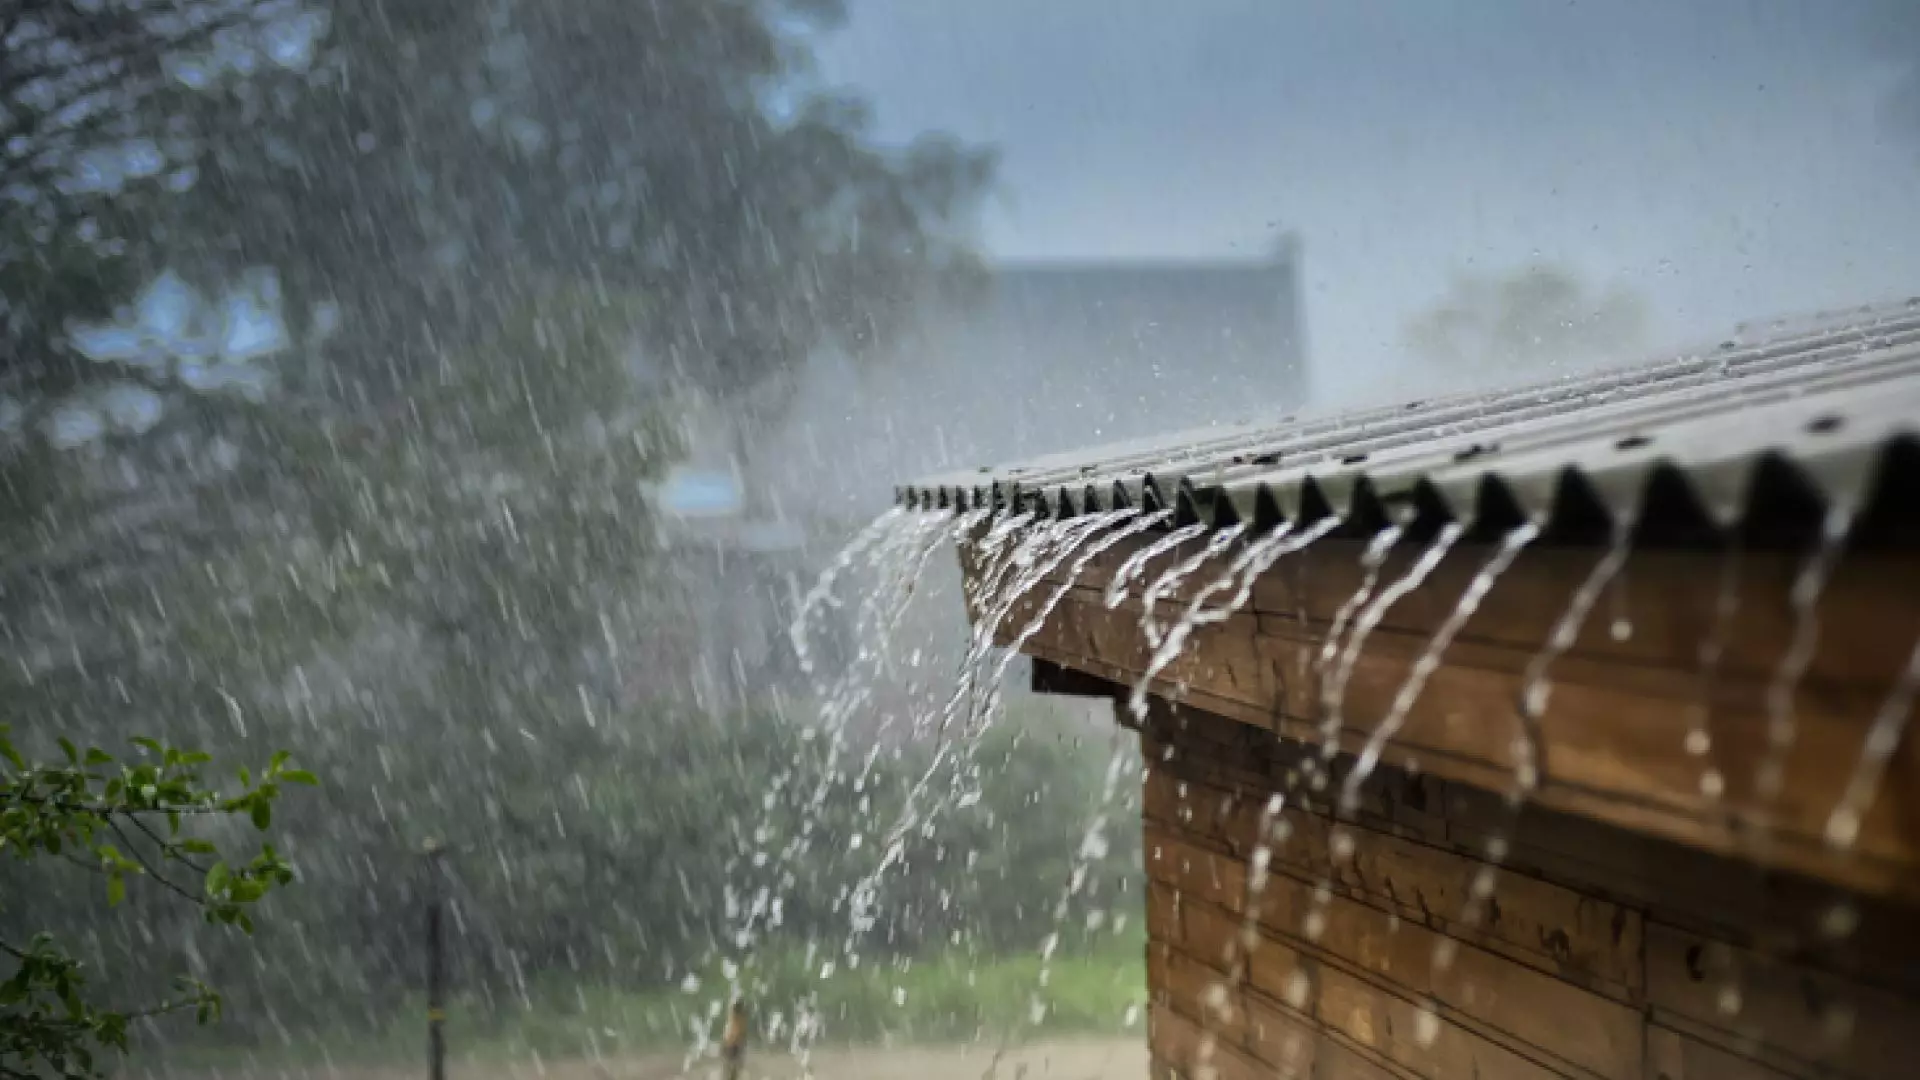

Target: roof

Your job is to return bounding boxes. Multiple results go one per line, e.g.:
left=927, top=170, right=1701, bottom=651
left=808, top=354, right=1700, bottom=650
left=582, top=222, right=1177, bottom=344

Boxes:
left=898, top=297, right=1920, bottom=548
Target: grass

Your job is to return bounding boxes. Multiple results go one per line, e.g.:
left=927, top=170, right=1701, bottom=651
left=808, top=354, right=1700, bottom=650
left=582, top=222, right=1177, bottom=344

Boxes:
left=144, top=939, right=1147, bottom=1072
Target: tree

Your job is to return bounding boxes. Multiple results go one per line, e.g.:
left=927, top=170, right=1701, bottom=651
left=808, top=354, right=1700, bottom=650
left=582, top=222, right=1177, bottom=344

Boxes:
left=1402, top=263, right=1647, bottom=375
left=1, top=0, right=1001, bottom=1053
left=1, top=726, right=310, bottom=1079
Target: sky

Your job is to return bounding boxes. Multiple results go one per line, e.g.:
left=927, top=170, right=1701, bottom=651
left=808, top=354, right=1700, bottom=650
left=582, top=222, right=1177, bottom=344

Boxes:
left=813, top=0, right=1920, bottom=406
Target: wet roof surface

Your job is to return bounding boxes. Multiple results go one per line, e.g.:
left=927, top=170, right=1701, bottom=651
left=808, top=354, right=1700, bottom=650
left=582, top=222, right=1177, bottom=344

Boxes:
left=897, top=297, right=1920, bottom=548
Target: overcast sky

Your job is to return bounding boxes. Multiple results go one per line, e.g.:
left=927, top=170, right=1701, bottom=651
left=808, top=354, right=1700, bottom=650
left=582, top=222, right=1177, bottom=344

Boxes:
left=814, top=0, right=1920, bottom=405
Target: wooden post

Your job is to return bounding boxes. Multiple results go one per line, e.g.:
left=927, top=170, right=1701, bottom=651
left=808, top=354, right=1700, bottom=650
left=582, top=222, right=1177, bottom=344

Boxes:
left=721, top=999, right=748, bottom=1080
left=424, top=839, right=447, bottom=1080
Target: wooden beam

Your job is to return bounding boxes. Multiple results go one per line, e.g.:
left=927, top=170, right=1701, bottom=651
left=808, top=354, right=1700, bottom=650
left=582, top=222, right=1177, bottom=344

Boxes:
left=962, top=530, right=1920, bottom=899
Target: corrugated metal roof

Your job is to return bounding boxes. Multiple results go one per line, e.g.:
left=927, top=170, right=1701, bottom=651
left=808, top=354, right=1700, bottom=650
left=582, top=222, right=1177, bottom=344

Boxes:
left=897, top=297, right=1920, bottom=547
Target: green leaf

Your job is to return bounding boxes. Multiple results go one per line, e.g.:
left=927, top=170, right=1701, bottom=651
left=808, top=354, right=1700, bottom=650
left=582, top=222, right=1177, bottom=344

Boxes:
left=106, top=874, right=125, bottom=908
left=250, top=800, right=271, bottom=830
left=57, top=737, right=78, bottom=763
left=84, top=747, right=114, bottom=766
left=179, top=838, right=218, bottom=855
left=269, top=750, right=291, bottom=775
left=280, top=768, right=319, bottom=786
left=206, top=861, right=231, bottom=896
left=130, top=737, right=162, bottom=755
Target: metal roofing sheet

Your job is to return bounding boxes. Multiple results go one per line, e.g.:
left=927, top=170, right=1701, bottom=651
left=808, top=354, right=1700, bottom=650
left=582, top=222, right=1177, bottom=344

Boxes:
left=896, top=297, right=1920, bottom=546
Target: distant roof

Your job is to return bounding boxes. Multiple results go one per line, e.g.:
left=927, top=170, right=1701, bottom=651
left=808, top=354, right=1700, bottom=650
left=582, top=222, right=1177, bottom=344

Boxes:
left=750, top=249, right=1313, bottom=516
left=898, top=297, right=1920, bottom=549
left=954, top=254, right=1309, bottom=416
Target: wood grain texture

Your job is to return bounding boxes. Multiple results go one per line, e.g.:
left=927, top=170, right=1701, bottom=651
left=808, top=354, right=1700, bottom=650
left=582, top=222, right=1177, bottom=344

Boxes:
left=1138, top=704, right=1920, bottom=1080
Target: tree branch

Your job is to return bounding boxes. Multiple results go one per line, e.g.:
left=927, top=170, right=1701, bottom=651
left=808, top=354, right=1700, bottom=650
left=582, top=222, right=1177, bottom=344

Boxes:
left=125, top=811, right=210, bottom=874
left=105, top=817, right=205, bottom=906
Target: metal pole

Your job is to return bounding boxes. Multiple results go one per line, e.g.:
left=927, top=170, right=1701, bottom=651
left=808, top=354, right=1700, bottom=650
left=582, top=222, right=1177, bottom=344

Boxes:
left=424, top=839, right=447, bottom=1080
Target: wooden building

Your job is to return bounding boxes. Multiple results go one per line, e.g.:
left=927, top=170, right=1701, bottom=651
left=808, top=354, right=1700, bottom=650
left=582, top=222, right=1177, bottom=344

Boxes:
left=899, top=301, right=1920, bottom=1079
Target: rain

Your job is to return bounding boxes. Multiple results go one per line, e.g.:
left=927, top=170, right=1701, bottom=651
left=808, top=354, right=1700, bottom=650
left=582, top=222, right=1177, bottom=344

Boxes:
left=5, top=4, right=1920, bottom=1080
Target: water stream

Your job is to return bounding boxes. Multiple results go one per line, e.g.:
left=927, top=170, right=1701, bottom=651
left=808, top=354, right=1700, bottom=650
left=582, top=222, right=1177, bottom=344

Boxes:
left=1756, top=507, right=1854, bottom=804
left=1138, top=521, right=1251, bottom=650
left=1826, top=634, right=1920, bottom=849
left=1339, top=521, right=1540, bottom=815
left=1126, top=517, right=1344, bottom=724
left=764, top=486, right=1903, bottom=1075
left=1322, top=521, right=1466, bottom=768
left=1309, top=525, right=1406, bottom=779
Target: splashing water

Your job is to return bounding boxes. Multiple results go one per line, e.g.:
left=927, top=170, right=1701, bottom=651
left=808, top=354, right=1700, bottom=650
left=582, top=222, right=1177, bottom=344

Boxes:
left=1138, top=521, right=1250, bottom=649
left=1190, top=786, right=1299, bottom=1077
left=1685, top=544, right=1744, bottom=804
left=1322, top=521, right=1466, bottom=763
left=1825, top=634, right=1920, bottom=849
left=1103, top=521, right=1210, bottom=609
left=790, top=506, right=908, bottom=677
left=1513, top=518, right=1635, bottom=802
left=1127, top=517, right=1344, bottom=723
left=712, top=506, right=966, bottom=1069
left=1311, top=525, right=1406, bottom=767
left=993, top=509, right=1173, bottom=685
left=1424, top=517, right=1634, bottom=976
left=1339, top=521, right=1539, bottom=815
left=1001, top=731, right=1140, bottom=1061
left=1757, top=507, right=1854, bottom=804
left=844, top=509, right=1153, bottom=995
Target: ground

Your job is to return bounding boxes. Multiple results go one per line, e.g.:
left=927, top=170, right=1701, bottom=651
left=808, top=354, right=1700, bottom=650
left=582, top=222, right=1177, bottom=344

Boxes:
left=140, top=1038, right=1147, bottom=1080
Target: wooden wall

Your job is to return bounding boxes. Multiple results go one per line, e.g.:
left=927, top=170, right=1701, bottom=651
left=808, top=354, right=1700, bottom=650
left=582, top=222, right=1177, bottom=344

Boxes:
left=1138, top=700, right=1920, bottom=1080
left=991, top=531, right=1920, bottom=901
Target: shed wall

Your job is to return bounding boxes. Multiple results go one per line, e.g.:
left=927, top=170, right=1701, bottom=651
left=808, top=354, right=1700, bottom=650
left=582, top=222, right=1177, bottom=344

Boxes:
left=1139, top=700, right=1920, bottom=1080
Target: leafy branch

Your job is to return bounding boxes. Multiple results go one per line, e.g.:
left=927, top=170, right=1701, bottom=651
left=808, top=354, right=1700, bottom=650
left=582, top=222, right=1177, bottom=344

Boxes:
left=1, top=723, right=313, bottom=1079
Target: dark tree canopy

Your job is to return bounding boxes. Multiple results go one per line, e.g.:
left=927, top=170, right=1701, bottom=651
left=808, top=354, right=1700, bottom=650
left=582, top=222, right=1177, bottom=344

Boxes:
left=3, top=0, right=995, bottom=430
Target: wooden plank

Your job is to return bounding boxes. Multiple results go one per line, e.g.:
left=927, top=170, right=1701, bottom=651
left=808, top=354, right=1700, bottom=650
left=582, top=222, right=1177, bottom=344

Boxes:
left=1149, top=1003, right=1273, bottom=1080
left=1645, top=1024, right=1799, bottom=1080
left=1151, top=828, right=1644, bottom=1080
left=1645, top=921, right=1920, bottom=1080
left=1158, top=946, right=1249, bottom=1048
left=1148, top=879, right=1185, bottom=947
left=1023, top=585, right=1920, bottom=899
left=1313, top=962, right=1565, bottom=1080
left=1024, top=529, right=1920, bottom=689
left=1313, top=1031, right=1424, bottom=1080
left=1240, top=991, right=1321, bottom=1077
left=1153, top=768, right=1644, bottom=999
left=1441, top=783, right=1920, bottom=996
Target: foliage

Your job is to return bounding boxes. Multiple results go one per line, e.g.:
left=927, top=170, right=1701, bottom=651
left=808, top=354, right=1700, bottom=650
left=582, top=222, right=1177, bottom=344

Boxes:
left=2, top=0, right=995, bottom=433
left=0, top=724, right=311, bottom=1079
left=1402, top=262, right=1647, bottom=374
left=0, top=0, right=1022, bottom=1067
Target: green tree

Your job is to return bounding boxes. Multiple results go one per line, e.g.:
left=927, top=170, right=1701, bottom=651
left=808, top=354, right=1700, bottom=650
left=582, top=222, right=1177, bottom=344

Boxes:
left=1402, top=263, right=1648, bottom=375
left=1, top=725, right=310, bottom=1078
left=2, top=0, right=1000, bottom=1052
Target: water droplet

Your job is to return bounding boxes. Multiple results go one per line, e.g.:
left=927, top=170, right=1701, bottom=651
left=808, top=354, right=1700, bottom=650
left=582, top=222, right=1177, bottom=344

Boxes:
left=1825, top=808, right=1862, bottom=849
left=1716, top=985, right=1743, bottom=1016
left=1413, top=1007, right=1442, bottom=1048
left=1820, top=902, right=1860, bottom=940
left=1283, top=970, right=1311, bottom=1009
left=1303, top=909, right=1326, bottom=941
